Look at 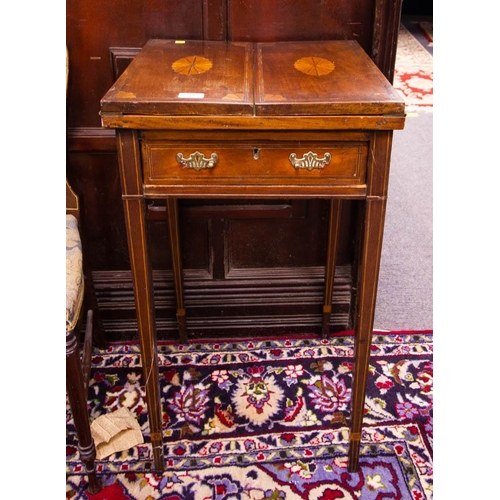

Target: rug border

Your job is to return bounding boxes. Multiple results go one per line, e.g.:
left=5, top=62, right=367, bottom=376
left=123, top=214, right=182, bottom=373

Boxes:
left=103, top=329, right=433, bottom=347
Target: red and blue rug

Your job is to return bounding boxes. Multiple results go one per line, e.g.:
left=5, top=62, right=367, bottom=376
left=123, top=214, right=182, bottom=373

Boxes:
left=66, top=331, right=433, bottom=499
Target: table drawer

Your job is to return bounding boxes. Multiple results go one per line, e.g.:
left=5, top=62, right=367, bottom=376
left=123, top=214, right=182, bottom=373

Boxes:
left=142, top=141, right=367, bottom=187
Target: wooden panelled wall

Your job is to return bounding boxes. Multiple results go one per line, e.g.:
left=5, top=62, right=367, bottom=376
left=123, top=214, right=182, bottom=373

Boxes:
left=66, top=0, right=402, bottom=340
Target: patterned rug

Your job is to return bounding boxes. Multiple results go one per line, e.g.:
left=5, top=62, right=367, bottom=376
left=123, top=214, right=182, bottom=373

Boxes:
left=66, top=331, right=433, bottom=499
left=394, top=24, right=433, bottom=110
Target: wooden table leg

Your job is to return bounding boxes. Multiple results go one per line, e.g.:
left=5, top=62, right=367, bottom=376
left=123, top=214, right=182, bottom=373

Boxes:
left=348, top=131, right=392, bottom=472
left=166, top=198, right=188, bottom=344
left=348, top=198, right=386, bottom=471
left=322, top=199, right=342, bottom=338
left=117, top=130, right=164, bottom=471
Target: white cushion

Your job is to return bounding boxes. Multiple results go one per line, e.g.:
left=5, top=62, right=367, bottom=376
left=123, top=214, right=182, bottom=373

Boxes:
left=66, top=215, right=84, bottom=332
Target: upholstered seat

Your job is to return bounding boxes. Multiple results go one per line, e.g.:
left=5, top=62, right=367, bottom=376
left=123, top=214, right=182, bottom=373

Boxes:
left=66, top=214, right=84, bottom=333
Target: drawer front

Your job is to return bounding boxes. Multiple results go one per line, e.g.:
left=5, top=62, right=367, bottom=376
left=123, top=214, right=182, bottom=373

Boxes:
left=142, top=141, right=367, bottom=187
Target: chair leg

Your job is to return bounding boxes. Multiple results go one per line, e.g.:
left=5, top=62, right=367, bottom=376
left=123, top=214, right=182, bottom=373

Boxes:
left=66, top=326, right=101, bottom=494
left=83, top=269, right=107, bottom=350
left=82, top=310, right=95, bottom=392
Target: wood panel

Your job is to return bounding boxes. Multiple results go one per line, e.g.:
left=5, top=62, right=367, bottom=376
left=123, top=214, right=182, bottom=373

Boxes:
left=227, top=0, right=374, bottom=47
left=66, top=148, right=128, bottom=271
left=92, top=265, right=354, bottom=341
left=66, top=0, right=205, bottom=128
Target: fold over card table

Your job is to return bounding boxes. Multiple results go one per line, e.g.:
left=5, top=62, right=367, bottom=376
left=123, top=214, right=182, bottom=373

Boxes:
left=101, top=39, right=406, bottom=472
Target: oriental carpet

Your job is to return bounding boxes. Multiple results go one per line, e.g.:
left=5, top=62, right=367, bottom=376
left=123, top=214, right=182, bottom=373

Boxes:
left=393, top=23, right=433, bottom=110
left=66, top=331, right=433, bottom=500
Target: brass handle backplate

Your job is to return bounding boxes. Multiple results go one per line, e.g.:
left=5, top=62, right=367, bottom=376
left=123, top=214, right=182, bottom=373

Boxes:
left=289, top=151, right=331, bottom=171
left=176, top=151, right=218, bottom=171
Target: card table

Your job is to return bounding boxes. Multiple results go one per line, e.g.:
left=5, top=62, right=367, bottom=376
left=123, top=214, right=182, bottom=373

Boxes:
left=101, top=39, right=405, bottom=472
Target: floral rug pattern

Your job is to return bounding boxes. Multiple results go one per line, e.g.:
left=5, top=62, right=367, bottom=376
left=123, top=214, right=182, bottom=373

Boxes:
left=394, top=24, right=433, bottom=109
left=66, top=331, right=433, bottom=499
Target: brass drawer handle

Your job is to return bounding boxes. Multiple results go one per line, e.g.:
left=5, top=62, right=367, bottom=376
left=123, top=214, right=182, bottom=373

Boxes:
left=289, top=151, right=331, bottom=171
left=176, top=151, right=218, bottom=171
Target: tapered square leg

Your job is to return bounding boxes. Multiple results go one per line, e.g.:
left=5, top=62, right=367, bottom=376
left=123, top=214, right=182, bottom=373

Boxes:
left=322, top=199, right=342, bottom=338
left=348, top=131, right=393, bottom=471
left=166, top=198, right=188, bottom=344
left=117, top=130, right=165, bottom=471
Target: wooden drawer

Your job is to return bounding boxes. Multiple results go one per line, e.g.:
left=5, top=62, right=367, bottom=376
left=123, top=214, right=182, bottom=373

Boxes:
left=142, top=140, right=368, bottom=188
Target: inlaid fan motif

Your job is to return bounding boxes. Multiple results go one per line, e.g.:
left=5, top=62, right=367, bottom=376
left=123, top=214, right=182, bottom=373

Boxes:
left=294, top=56, right=335, bottom=76
left=172, top=56, right=213, bottom=75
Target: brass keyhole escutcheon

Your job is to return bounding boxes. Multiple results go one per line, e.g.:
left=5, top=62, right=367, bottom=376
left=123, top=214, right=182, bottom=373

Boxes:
left=253, top=148, right=260, bottom=160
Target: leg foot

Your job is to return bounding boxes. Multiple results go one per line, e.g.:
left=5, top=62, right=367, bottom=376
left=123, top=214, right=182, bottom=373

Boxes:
left=177, top=308, right=188, bottom=344
left=79, top=441, right=101, bottom=494
left=347, top=433, right=361, bottom=472
left=321, top=306, right=332, bottom=339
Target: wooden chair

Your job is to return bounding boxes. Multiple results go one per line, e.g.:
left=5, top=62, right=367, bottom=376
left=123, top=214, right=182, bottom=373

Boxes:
left=66, top=180, right=105, bottom=494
